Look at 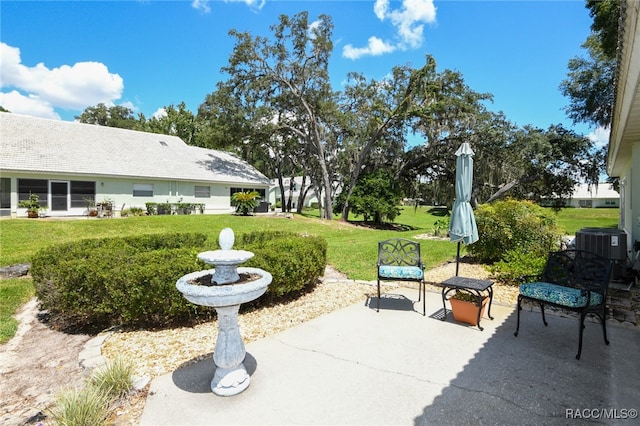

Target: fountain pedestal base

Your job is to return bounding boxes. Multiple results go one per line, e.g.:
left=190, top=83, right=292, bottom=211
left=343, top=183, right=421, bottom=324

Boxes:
left=211, top=364, right=250, bottom=396
left=210, top=304, right=250, bottom=396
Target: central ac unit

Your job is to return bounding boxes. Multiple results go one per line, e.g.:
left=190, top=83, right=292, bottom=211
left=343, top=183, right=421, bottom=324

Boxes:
left=575, top=228, right=627, bottom=261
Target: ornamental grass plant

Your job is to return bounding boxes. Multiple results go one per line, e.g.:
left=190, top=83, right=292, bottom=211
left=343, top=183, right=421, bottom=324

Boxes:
left=48, top=357, right=135, bottom=426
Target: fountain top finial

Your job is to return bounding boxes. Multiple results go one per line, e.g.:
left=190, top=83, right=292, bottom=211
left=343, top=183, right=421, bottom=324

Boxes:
left=219, top=227, right=235, bottom=250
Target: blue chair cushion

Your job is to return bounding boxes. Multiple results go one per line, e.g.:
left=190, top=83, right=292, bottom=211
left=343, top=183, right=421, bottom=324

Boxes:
left=519, top=282, right=603, bottom=308
left=378, top=265, right=423, bottom=280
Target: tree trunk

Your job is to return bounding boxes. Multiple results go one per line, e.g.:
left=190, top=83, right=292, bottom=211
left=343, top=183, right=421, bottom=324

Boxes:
left=296, top=176, right=309, bottom=214
left=277, top=176, right=286, bottom=213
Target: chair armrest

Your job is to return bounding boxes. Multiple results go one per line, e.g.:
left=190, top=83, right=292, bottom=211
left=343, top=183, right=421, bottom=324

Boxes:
left=518, top=274, right=541, bottom=284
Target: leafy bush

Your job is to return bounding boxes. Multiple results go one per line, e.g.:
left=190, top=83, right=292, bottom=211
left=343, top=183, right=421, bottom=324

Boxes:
left=124, top=206, right=145, bottom=217
left=231, top=190, right=260, bottom=215
left=433, top=216, right=450, bottom=237
left=467, top=199, right=562, bottom=264
left=488, top=250, right=548, bottom=286
left=239, top=231, right=327, bottom=299
left=145, top=202, right=157, bottom=215
left=30, top=231, right=327, bottom=330
left=31, top=233, right=211, bottom=330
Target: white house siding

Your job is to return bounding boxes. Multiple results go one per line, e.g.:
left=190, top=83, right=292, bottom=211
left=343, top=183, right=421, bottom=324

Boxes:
left=608, top=1, right=640, bottom=260
left=0, top=113, right=269, bottom=218
left=1, top=172, right=239, bottom=217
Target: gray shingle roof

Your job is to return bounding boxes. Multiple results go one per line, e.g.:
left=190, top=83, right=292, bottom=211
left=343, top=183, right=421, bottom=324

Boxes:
left=0, top=113, right=269, bottom=186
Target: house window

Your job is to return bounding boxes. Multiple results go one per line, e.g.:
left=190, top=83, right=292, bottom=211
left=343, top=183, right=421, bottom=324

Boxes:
left=18, top=179, right=48, bottom=208
left=70, top=181, right=96, bottom=207
left=0, top=178, right=10, bottom=209
left=195, top=186, right=210, bottom=198
left=230, top=187, right=265, bottom=200
left=133, top=183, right=153, bottom=197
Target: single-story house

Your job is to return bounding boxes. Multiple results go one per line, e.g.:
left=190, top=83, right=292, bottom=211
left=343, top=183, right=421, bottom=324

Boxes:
left=608, top=0, right=640, bottom=264
left=567, top=183, right=620, bottom=208
left=0, top=113, right=270, bottom=218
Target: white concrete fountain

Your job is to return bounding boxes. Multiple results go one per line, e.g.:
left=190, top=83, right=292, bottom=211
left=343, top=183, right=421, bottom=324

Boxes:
left=176, top=227, right=272, bottom=396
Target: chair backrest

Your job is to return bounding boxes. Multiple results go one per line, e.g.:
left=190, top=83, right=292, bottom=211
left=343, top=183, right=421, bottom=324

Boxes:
left=542, top=249, right=612, bottom=294
left=378, top=238, right=422, bottom=267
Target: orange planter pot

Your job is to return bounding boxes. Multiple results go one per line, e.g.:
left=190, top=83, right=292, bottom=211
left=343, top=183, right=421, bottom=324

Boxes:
left=450, top=296, right=488, bottom=326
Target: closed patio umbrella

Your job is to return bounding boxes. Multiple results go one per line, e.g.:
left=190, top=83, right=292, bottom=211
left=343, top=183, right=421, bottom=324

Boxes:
left=449, top=142, right=479, bottom=276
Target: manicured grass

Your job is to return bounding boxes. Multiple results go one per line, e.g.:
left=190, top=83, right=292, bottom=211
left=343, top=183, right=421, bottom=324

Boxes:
left=552, top=208, right=619, bottom=234
left=0, top=277, right=34, bottom=344
left=0, top=208, right=456, bottom=279
left=0, top=205, right=619, bottom=343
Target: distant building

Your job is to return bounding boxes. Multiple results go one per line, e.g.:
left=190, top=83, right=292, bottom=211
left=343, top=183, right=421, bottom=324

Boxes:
left=268, top=176, right=319, bottom=209
left=0, top=113, right=269, bottom=218
left=567, top=183, right=619, bottom=208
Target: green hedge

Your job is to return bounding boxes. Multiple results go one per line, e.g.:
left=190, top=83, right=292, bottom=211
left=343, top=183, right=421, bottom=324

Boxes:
left=239, top=231, right=327, bottom=299
left=31, top=233, right=211, bottom=330
left=30, top=231, right=327, bottom=331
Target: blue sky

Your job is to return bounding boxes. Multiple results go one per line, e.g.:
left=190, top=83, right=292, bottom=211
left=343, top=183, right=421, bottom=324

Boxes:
left=0, top=0, right=607, bottom=145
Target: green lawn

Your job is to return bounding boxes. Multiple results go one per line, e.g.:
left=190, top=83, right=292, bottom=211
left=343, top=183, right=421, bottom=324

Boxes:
left=0, top=277, right=34, bottom=343
left=0, top=206, right=619, bottom=344
left=552, top=208, right=619, bottom=234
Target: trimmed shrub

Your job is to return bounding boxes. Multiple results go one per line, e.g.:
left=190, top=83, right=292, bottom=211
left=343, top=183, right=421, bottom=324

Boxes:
left=239, top=231, right=327, bottom=299
left=31, top=233, right=211, bottom=330
left=30, top=231, right=327, bottom=330
left=467, top=199, right=562, bottom=264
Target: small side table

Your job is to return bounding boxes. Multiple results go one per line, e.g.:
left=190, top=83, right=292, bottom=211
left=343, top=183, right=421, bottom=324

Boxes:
left=439, top=276, right=494, bottom=330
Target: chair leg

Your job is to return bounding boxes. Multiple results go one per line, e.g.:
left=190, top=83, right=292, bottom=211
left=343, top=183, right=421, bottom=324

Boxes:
left=514, top=295, right=522, bottom=337
left=600, top=314, right=610, bottom=345
left=539, top=303, right=548, bottom=326
left=577, top=312, right=587, bottom=360
left=421, top=280, right=426, bottom=316
left=376, top=279, right=380, bottom=312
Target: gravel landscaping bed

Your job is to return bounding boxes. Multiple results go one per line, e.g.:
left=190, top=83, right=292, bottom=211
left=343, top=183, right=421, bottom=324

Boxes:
left=102, top=262, right=515, bottom=380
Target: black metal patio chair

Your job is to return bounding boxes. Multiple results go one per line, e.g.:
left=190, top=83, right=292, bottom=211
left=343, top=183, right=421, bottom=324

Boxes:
left=376, top=238, right=426, bottom=315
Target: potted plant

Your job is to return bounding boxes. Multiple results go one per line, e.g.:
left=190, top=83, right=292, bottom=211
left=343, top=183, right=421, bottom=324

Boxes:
left=84, top=197, right=98, bottom=217
left=157, top=201, right=173, bottom=215
left=449, top=291, right=488, bottom=326
left=18, top=193, right=42, bottom=218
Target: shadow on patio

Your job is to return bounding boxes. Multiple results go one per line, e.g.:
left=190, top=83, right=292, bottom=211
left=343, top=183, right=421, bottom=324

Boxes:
left=415, top=301, right=640, bottom=424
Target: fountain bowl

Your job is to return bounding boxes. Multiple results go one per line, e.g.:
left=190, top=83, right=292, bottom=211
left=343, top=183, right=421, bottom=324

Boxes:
left=176, top=267, right=272, bottom=307
left=197, top=250, right=254, bottom=266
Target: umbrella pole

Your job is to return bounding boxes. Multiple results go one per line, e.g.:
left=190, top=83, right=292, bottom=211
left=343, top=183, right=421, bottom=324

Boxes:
left=456, top=241, right=461, bottom=276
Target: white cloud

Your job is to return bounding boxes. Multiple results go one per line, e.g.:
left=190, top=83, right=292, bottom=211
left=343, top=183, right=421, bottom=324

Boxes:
left=0, top=90, right=60, bottom=120
left=343, top=37, right=396, bottom=60
left=0, top=43, right=124, bottom=119
left=152, top=107, right=167, bottom=119
left=344, top=0, right=436, bottom=59
left=192, top=0, right=266, bottom=13
left=191, top=0, right=211, bottom=13
left=588, top=126, right=610, bottom=148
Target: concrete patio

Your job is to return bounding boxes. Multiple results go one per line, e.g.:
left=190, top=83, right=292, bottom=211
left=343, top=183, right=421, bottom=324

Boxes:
left=140, top=288, right=639, bottom=425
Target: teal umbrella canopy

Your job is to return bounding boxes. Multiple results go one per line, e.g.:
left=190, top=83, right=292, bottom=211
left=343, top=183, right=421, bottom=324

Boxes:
left=449, top=143, right=478, bottom=274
